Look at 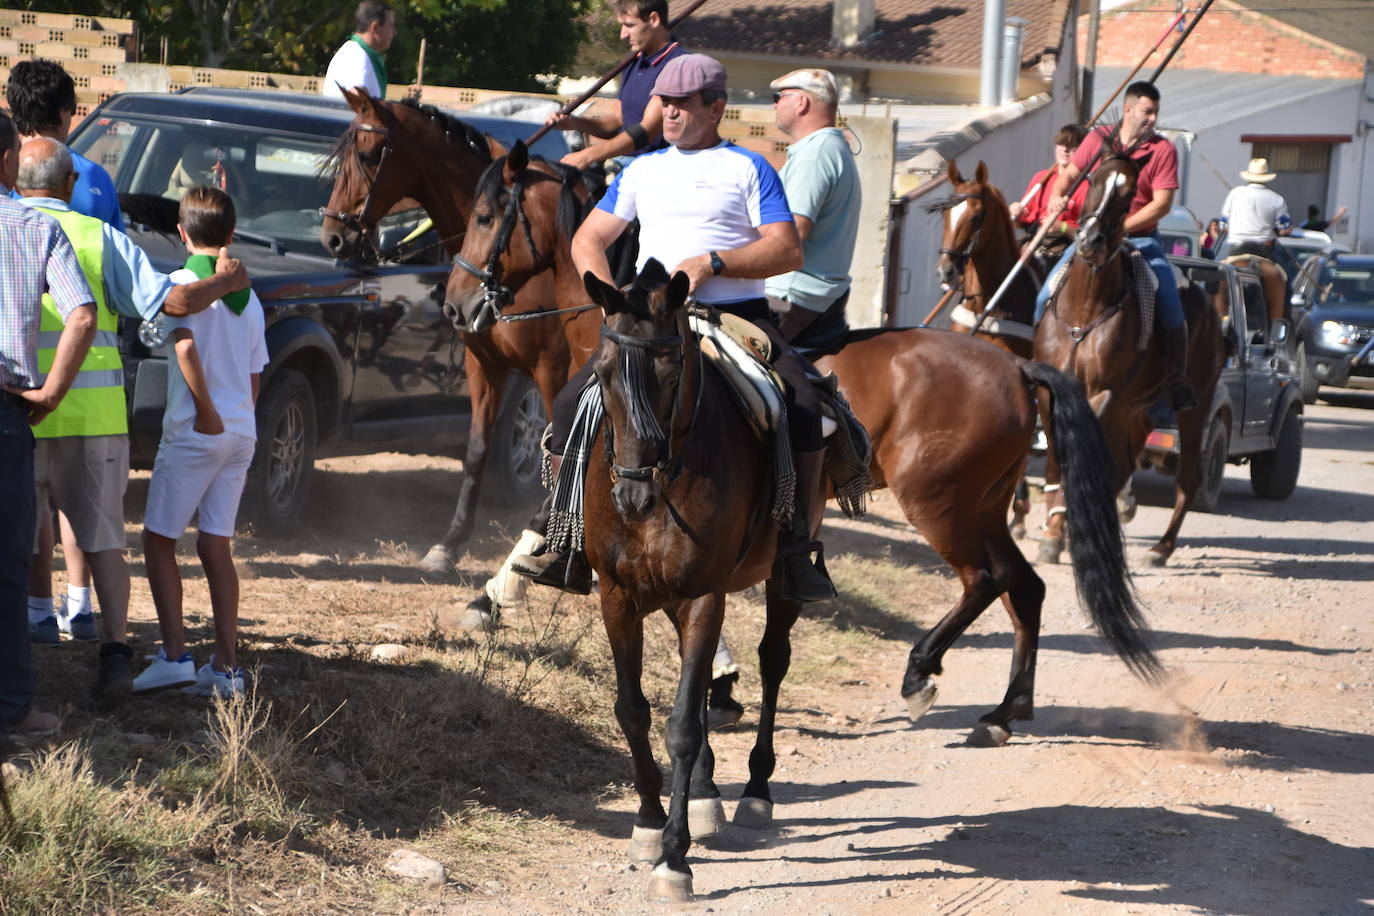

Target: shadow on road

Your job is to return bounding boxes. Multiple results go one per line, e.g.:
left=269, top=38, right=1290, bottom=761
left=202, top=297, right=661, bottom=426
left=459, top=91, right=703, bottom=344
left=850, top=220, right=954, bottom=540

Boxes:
left=700, top=803, right=1371, bottom=915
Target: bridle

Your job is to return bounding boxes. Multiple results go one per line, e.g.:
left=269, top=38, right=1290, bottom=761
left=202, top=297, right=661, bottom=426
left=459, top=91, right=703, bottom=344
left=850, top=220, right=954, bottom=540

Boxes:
left=938, top=190, right=987, bottom=275
left=598, top=319, right=704, bottom=485
left=449, top=171, right=544, bottom=333
left=1075, top=166, right=1131, bottom=275
left=320, top=122, right=392, bottom=254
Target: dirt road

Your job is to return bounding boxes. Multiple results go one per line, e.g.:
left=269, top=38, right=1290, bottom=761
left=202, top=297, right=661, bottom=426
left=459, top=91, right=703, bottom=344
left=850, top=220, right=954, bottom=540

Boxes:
left=492, top=391, right=1374, bottom=914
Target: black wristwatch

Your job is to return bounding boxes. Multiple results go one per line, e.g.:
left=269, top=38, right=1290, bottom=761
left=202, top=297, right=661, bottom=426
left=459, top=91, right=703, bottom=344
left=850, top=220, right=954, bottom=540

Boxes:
left=709, top=250, right=725, bottom=276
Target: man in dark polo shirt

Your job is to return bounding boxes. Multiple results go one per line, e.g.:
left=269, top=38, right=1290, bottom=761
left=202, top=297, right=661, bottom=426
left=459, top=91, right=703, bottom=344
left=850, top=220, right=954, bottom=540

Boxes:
left=547, top=0, right=685, bottom=169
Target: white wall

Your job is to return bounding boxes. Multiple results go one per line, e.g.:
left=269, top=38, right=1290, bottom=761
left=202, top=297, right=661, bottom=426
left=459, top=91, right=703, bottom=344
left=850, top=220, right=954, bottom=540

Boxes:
left=1171, top=80, right=1372, bottom=253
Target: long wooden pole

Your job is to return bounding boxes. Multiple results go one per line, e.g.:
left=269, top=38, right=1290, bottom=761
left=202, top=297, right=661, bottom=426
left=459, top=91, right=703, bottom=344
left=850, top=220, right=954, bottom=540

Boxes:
left=973, top=5, right=1206, bottom=325
left=524, top=0, right=712, bottom=147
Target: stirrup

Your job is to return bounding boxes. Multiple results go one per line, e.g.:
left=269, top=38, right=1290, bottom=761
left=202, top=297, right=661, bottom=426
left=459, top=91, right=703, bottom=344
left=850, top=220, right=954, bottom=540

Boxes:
left=523, top=549, right=593, bottom=596
left=779, top=539, right=837, bottom=603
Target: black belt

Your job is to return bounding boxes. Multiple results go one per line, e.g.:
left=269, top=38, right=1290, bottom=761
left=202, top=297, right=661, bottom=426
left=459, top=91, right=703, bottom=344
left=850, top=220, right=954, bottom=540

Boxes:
left=1, top=389, right=31, bottom=410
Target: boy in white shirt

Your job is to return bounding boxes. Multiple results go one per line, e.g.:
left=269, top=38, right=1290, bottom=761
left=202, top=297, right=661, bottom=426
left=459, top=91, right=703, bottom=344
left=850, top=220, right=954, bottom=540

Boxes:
left=132, top=186, right=267, bottom=698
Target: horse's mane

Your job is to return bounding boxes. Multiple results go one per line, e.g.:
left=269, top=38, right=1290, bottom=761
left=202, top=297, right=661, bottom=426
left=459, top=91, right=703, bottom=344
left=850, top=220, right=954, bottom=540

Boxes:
left=319, top=97, right=492, bottom=179
left=475, top=153, right=591, bottom=241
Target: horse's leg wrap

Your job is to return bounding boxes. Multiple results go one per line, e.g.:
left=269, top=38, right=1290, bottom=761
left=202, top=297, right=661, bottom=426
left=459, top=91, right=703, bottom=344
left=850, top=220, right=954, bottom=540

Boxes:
left=485, top=528, right=545, bottom=609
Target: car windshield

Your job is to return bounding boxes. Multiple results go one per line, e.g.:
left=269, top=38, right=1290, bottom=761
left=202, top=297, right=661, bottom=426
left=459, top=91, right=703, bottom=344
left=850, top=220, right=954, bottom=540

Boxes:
left=1317, top=262, right=1374, bottom=307
left=70, top=113, right=426, bottom=257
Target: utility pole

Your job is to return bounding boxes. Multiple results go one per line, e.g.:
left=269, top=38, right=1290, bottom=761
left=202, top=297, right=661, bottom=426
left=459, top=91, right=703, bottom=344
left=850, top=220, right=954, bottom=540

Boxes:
left=1080, top=0, right=1101, bottom=124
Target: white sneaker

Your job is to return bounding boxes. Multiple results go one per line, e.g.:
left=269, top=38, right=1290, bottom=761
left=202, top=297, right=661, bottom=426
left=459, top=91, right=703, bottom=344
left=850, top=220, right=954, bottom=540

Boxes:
left=132, top=650, right=197, bottom=694
left=183, top=660, right=245, bottom=698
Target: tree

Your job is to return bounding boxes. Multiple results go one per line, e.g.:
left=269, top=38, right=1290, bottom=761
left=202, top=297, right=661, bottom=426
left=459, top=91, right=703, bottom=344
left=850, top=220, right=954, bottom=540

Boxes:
left=17, top=0, right=589, bottom=90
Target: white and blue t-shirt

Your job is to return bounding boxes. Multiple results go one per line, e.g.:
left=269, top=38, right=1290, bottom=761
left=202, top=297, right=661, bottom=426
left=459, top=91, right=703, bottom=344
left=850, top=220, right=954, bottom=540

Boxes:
left=597, top=140, right=793, bottom=305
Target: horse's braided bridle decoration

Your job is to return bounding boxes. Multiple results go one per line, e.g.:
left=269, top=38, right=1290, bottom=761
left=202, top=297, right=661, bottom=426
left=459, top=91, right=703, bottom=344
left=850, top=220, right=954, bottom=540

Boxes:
left=598, top=321, right=704, bottom=485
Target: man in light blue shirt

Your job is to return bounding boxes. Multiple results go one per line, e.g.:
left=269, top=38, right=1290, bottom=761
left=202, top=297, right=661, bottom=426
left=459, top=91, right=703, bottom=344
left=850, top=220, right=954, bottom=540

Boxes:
left=764, top=68, right=860, bottom=349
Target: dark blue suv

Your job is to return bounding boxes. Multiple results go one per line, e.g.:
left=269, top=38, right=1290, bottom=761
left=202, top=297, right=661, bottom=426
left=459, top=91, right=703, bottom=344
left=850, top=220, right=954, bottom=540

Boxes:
left=1291, top=253, right=1374, bottom=403
left=69, top=88, right=568, bottom=530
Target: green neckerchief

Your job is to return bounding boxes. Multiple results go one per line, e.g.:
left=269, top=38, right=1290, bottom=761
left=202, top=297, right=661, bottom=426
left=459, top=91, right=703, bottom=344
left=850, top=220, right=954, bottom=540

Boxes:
left=350, top=34, right=388, bottom=98
left=183, top=254, right=250, bottom=316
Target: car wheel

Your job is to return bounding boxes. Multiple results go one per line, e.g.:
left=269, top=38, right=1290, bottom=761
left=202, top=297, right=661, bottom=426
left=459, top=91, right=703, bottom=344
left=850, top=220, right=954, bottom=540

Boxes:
left=482, top=374, right=548, bottom=509
left=1193, top=415, right=1229, bottom=513
left=1296, top=341, right=1319, bottom=405
left=244, top=370, right=317, bottom=532
left=1249, top=407, right=1302, bottom=500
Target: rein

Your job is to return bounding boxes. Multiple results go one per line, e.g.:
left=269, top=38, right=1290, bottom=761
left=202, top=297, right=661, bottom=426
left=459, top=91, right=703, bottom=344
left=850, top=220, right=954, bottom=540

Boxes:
left=449, top=172, right=545, bottom=333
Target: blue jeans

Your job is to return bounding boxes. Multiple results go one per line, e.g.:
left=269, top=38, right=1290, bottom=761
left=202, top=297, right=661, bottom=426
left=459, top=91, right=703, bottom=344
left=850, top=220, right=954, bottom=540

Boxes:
left=1035, top=233, right=1185, bottom=330
left=0, top=396, right=37, bottom=729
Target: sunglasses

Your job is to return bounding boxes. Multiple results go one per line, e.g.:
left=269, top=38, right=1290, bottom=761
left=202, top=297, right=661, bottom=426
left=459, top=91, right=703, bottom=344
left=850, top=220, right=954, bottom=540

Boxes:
left=772, top=90, right=802, bottom=104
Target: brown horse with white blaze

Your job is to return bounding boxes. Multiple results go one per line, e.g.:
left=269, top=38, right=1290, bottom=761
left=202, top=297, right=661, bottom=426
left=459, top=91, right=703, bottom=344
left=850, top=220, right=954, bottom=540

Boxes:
left=1034, top=148, right=1223, bottom=567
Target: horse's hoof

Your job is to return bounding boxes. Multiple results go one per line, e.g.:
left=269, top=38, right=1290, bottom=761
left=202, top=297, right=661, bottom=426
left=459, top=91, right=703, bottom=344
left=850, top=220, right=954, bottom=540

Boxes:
left=903, top=681, right=939, bottom=722
left=454, top=595, right=496, bottom=632
left=966, top=722, right=1012, bottom=747
left=706, top=705, right=743, bottom=731
left=1117, top=499, right=1138, bottom=524
left=688, top=797, right=725, bottom=839
left=1010, top=521, right=1027, bottom=540
left=1147, top=549, right=1170, bottom=568
left=733, top=797, right=773, bottom=830
left=1036, top=539, right=1062, bottom=565
left=418, top=545, right=453, bottom=575
left=646, top=863, right=693, bottom=903
left=628, top=825, right=663, bottom=863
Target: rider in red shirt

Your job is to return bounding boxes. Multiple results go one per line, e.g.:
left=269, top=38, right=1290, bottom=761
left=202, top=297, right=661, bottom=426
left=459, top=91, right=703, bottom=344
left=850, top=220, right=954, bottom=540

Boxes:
left=1011, top=123, right=1088, bottom=239
left=1036, top=81, right=1195, bottom=411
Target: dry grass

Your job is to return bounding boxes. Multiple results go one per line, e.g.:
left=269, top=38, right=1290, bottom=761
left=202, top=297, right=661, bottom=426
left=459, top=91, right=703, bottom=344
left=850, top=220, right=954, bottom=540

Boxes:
left=1, top=458, right=951, bottom=911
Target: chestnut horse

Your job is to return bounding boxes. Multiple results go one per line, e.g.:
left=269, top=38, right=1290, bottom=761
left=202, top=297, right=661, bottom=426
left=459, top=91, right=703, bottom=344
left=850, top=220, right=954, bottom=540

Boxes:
left=578, top=263, right=816, bottom=902
left=1034, top=149, right=1223, bottom=567
left=453, top=155, right=1162, bottom=750
left=930, top=159, right=1044, bottom=536
left=931, top=159, right=1041, bottom=360
left=320, top=89, right=580, bottom=573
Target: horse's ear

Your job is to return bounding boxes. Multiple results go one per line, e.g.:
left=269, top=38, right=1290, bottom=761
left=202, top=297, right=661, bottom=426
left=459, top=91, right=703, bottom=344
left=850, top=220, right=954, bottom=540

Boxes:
left=975, top=160, right=989, bottom=185
left=340, top=85, right=365, bottom=113
left=947, top=159, right=962, bottom=185
left=637, top=257, right=670, bottom=290
left=665, top=270, right=691, bottom=311
left=507, top=140, right=529, bottom=176
left=584, top=270, right=624, bottom=314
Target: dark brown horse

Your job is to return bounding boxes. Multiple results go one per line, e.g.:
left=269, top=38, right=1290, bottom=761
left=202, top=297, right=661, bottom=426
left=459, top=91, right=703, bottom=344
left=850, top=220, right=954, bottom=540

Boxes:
left=459, top=150, right=1162, bottom=747
left=1034, top=150, right=1223, bottom=567
left=320, top=89, right=579, bottom=574
left=579, top=263, right=812, bottom=902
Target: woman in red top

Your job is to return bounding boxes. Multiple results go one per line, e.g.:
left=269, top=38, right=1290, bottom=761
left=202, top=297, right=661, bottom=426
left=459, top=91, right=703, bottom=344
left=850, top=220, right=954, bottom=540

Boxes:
left=1010, top=123, right=1089, bottom=240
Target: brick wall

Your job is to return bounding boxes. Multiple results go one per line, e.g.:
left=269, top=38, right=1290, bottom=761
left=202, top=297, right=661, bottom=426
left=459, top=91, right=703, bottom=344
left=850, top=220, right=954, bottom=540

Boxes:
left=1078, top=0, right=1365, bottom=81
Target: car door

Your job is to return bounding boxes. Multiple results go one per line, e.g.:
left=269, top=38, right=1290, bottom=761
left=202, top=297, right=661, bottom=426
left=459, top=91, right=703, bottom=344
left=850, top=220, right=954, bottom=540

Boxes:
left=345, top=251, right=467, bottom=444
left=1237, top=273, right=1283, bottom=438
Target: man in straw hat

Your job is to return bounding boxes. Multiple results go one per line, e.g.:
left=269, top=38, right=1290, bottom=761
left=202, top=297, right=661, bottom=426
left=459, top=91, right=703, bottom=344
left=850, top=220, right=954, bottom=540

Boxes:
left=1219, top=157, right=1292, bottom=260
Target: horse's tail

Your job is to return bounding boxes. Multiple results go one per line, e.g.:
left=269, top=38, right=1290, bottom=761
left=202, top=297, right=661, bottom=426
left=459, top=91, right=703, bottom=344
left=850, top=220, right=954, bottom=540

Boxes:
left=1022, top=361, right=1163, bottom=682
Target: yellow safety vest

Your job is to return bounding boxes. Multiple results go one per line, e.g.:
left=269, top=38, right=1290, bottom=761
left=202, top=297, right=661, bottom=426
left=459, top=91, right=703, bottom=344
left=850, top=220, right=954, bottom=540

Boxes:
left=34, top=205, right=128, bottom=438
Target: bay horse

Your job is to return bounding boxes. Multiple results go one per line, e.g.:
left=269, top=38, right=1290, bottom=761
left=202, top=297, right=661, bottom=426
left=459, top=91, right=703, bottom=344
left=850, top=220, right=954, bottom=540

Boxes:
left=320, top=89, right=579, bottom=574
left=930, top=159, right=1044, bottom=536
left=452, top=154, right=1163, bottom=750
left=1034, top=148, right=1223, bottom=568
left=578, top=262, right=814, bottom=902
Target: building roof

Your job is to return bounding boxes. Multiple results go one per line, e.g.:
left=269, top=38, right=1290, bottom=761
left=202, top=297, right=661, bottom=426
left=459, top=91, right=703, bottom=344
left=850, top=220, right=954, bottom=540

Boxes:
left=1091, top=66, right=1359, bottom=133
left=1231, top=0, right=1374, bottom=62
left=673, top=0, right=1070, bottom=69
